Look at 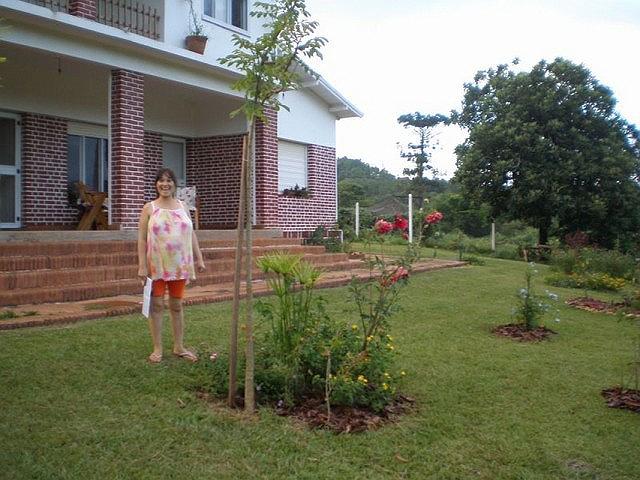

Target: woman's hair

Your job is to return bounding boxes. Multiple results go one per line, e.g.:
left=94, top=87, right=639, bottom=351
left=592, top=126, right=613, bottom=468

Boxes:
left=154, top=167, right=178, bottom=198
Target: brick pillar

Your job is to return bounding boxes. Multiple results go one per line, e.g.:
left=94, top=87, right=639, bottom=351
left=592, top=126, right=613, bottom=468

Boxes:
left=110, top=69, right=145, bottom=229
left=254, top=108, right=278, bottom=228
left=21, top=114, right=77, bottom=227
left=69, top=0, right=97, bottom=20
left=144, top=132, right=163, bottom=202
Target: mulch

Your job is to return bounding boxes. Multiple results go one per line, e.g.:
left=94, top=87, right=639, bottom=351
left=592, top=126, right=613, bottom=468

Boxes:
left=276, top=395, right=416, bottom=433
left=492, top=323, right=556, bottom=342
left=566, top=297, right=640, bottom=317
left=601, top=387, right=640, bottom=413
left=195, top=390, right=416, bottom=433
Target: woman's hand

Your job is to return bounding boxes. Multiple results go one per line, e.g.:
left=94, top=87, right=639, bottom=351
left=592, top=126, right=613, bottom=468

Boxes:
left=137, top=267, right=148, bottom=286
left=197, top=259, right=206, bottom=273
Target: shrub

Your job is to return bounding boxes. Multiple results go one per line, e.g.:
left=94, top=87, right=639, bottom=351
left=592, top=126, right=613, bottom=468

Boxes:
left=512, top=263, right=559, bottom=330
left=579, top=248, right=636, bottom=280
left=550, top=249, right=580, bottom=275
left=545, top=272, right=626, bottom=291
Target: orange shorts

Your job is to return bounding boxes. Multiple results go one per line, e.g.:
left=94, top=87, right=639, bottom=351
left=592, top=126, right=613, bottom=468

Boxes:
left=151, top=279, right=186, bottom=299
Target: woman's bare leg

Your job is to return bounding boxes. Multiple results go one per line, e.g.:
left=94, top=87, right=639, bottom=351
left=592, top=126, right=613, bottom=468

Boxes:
left=148, top=296, right=164, bottom=362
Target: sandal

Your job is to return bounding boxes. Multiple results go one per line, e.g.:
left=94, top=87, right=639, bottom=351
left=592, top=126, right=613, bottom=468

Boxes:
left=148, top=352, right=163, bottom=363
left=173, top=350, right=198, bottom=362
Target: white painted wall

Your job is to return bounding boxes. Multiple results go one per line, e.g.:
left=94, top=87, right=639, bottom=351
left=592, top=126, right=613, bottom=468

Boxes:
left=163, top=0, right=268, bottom=63
left=278, top=89, right=336, bottom=147
left=0, top=46, right=248, bottom=137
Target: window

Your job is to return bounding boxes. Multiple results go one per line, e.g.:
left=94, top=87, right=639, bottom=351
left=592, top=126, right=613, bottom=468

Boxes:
left=203, top=0, right=247, bottom=30
left=67, top=135, right=109, bottom=193
left=162, top=139, right=186, bottom=187
left=278, top=140, right=307, bottom=191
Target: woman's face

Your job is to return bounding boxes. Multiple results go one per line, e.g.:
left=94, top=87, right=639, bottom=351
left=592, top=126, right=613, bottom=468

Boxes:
left=156, top=174, right=175, bottom=198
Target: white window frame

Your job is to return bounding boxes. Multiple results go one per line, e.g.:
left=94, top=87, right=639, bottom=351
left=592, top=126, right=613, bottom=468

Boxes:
left=278, top=140, right=308, bottom=192
left=162, top=137, right=187, bottom=187
left=202, top=0, right=248, bottom=32
left=67, top=124, right=109, bottom=194
left=0, top=112, right=21, bottom=229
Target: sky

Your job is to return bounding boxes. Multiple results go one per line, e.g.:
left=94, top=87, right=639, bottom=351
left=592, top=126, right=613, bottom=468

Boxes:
left=304, top=0, right=640, bottom=179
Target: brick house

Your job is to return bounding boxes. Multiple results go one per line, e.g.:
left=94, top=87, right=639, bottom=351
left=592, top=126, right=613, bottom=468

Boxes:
left=0, top=0, right=361, bottom=235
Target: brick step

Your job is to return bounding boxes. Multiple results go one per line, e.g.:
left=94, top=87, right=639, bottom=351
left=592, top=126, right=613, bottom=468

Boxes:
left=0, top=236, right=301, bottom=257
left=0, top=259, right=363, bottom=306
left=0, top=252, right=350, bottom=291
left=0, top=244, right=327, bottom=272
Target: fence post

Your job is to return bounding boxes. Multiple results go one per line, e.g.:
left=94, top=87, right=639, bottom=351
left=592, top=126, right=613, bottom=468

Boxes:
left=355, top=202, right=360, bottom=238
left=408, top=193, right=413, bottom=243
left=491, top=221, right=496, bottom=251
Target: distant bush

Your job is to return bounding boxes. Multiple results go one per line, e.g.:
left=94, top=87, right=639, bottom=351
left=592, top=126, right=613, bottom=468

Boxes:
left=545, top=272, right=626, bottom=291
left=550, top=247, right=636, bottom=280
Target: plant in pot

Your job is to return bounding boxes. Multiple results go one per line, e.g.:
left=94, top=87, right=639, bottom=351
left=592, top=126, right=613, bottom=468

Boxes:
left=185, top=0, right=208, bottom=54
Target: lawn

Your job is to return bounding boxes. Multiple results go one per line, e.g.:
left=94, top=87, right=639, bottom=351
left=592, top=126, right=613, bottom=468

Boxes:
left=1, top=256, right=639, bottom=479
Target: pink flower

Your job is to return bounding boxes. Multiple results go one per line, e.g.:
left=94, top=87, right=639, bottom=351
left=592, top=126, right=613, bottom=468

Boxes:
left=381, top=266, right=410, bottom=287
left=393, top=214, right=409, bottom=231
left=374, top=219, right=394, bottom=235
left=425, top=211, right=444, bottom=225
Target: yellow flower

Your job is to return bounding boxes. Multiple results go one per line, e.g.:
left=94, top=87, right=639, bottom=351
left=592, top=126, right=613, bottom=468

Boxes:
left=387, top=344, right=395, bottom=350
left=382, top=383, right=389, bottom=390
left=386, top=335, right=394, bottom=341
left=384, top=372, right=391, bottom=379
left=357, top=375, right=368, bottom=384
left=367, top=335, right=374, bottom=342
left=351, top=324, right=358, bottom=330
left=400, top=371, right=406, bottom=376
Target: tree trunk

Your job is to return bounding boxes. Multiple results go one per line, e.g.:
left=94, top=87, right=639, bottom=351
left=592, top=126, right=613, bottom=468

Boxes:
left=244, top=122, right=256, bottom=413
left=228, top=135, right=248, bottom=408
left=538, top=221, right=550, bottom=246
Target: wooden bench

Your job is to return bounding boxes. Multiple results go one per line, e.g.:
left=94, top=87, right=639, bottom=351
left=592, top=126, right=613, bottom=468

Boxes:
left=76, top=182, right=108, bottom=230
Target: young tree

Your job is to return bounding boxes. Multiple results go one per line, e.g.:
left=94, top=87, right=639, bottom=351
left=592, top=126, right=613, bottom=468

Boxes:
left=397, top=112, right=449, bottom=204
left=453, top=58, right=640, bottom=246
left=219, top=0, right=326, bottom=412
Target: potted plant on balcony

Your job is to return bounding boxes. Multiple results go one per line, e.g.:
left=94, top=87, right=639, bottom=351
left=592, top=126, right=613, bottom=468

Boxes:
left=185, top=0, right=208, bottom=54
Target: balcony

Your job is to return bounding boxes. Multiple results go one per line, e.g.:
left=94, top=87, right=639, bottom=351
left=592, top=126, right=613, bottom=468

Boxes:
left=22, top=0, right=162, bottom=40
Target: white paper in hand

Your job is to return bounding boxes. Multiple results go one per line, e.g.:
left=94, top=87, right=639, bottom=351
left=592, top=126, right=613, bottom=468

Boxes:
left=142, top=277, right=153, bottom=318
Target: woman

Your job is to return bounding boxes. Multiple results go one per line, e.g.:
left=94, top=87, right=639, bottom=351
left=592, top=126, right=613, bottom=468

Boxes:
left=137, top=167, right=205, bottom=363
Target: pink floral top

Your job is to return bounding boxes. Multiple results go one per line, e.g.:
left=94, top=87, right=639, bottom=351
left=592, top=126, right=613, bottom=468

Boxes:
left=146, top=201, right=195, bottom=282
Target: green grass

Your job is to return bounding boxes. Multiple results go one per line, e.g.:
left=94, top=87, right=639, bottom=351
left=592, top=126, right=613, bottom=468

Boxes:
left=1, top=258, right=639, bottom=479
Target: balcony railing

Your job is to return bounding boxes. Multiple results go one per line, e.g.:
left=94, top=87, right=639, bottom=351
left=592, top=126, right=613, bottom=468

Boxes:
left=97, top=0, right=161, bottom=40
left=21, top=0, right=161, bottom=41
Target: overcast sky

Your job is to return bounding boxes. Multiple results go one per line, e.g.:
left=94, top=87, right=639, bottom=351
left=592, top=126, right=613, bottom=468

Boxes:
left=304, top=0, right=640, bottom=179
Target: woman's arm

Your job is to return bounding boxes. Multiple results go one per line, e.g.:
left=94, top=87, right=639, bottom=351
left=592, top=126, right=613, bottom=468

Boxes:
left=137, top=203, right=151, bottom=284
left=181, top=201, right=205, bottom=272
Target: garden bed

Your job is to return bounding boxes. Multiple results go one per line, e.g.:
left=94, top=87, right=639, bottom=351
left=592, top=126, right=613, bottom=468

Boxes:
left=566, top=297, right=640, bottom=317
left=492, top=323, right=556, bottom=342
left=601, top=387, right=640, bottom=413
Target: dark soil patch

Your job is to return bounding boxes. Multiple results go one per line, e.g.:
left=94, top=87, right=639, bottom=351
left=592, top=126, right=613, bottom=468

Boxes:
left=601, top=387, right=640, bottom=413
left=566, top=297, right=640, bottom=317
left=196, top=390, right=415, bottom=433
left=492, top=323, right=556, bottom=342
left=276, top=395, right=416, bottom=433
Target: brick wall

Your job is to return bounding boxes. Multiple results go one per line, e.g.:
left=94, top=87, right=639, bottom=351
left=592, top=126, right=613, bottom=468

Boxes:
left=110, top=69, right=145, bottom=229
left=278, top=144, right=337, bottom=236
left=69, top=0, right=97, bottom=20
left=21, top=114, right=77, bottom=228
left=254, top=109, right=278, bottom=228
left=186, top=134, right=244, bottom=228
left=143, top=132, right=162, bottom=202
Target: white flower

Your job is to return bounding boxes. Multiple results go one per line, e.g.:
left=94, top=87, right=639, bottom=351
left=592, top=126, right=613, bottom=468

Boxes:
left=547, top=292, right=559, bottom=301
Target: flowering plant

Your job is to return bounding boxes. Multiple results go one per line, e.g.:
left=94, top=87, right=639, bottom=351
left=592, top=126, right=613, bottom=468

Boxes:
left=514, top=263, right=560, bottom=330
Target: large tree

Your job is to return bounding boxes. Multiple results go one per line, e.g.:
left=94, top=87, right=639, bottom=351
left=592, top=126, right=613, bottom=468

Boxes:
left=397, top=112, right=449, bottom=204
left=453, top=58, right=640, bottom=247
